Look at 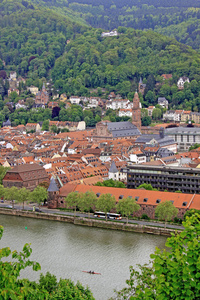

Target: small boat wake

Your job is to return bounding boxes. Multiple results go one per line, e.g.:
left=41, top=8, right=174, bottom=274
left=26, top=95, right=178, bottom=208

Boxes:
left=82, top=270, right=101, bottom=275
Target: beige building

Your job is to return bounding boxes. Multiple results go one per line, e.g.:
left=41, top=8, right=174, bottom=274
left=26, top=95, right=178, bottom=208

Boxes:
left=27, top=86, right=39, bottom=95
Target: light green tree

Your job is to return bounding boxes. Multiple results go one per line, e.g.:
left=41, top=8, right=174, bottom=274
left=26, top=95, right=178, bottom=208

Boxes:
left=155, top=200, right=178, bottom=228
left=112, top=214, right=200, bottom=300
left=117, top=197, right=140, bottom=224
left=16, top=187, right=31, bottom=210
left=96, top=193, right=116, bottom=221
left=4, top=186, right=19, bottom=208
left=30, top=186, right=48, bottom=208
left=65, top=191, right=81, bottom=216
left=79, top=191, right=97, bottom=218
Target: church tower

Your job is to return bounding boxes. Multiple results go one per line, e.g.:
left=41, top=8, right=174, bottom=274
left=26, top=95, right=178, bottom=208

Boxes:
left=132, top=91, right=141, bottom=130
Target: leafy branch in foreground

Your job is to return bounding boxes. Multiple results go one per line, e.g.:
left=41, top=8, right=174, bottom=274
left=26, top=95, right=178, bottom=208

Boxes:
left=111, top=213, right=200, bottom=299
left=0, top=225, right=94, bottom=299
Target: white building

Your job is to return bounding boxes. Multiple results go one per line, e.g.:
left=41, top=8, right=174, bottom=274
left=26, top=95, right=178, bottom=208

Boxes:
left=87, top=97, right=99, bottom=108
left=69, top=96, right=81, bottom=104
left=177, top=76, right=190, bottom=89
left=129, top=151, right=146, bottom=164
left=101, top=30, right=118, bottom=37
left=106, top=99, right=132, bottom=110
left=163, top=110, right=183, bottom=122
left=158, top=97, right=168, bottom=109
left=118, top=109, right=132, bottom=118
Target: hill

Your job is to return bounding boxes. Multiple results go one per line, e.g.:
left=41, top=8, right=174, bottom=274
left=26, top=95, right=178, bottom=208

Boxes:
left=32, top=0, right=200, bottom=51
left=0, top=0, right=87, bottom=79
left=51, top=27, right=200, bottom=97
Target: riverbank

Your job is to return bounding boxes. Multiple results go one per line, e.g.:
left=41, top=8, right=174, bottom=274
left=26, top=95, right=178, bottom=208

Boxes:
left=0, top=208, right=182, bottom=236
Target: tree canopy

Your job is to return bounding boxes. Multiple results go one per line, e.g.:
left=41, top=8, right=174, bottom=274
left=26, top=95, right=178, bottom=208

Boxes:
left=112, top=213, right=200, bottom=299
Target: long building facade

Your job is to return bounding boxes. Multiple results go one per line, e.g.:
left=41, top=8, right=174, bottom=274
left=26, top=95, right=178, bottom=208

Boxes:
left=124, top=164, right=200, bottom=194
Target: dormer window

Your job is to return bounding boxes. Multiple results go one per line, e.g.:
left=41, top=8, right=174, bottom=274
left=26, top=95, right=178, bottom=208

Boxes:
left=143, top=198, right=148, bottom=202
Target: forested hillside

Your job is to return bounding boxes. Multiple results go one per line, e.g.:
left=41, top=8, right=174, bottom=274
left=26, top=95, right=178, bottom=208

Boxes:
left=28, top=0, right=200, bottom=51
left=0, top=0, right=87, bottom=79
left=52, top=27, right=200, bottom=97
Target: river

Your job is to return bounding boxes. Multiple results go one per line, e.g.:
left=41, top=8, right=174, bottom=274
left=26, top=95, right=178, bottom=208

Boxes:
left=0, top=215, right=167, bottom=299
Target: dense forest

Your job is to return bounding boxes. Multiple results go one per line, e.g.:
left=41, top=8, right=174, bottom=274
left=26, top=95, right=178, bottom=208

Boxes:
left=25, top=0, right=200, bottom=51
left=1, top=0, right=200, bottom=117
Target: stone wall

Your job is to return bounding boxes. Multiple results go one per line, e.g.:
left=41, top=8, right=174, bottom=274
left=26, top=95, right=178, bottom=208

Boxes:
left=0, top=208, right=181, bottom=237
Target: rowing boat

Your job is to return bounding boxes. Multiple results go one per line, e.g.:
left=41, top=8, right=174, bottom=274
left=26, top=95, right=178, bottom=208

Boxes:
left=82, top=271, right=101, bottom=275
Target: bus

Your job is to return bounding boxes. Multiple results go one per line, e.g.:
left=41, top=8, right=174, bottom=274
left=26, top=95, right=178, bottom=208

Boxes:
left=94, top=211, right=122, bottom=220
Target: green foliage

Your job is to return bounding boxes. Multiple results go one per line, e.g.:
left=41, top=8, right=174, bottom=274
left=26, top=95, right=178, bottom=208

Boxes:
left=0, top=227, right=94, bottom=299
left=117, top=197, right=140, bottom=224
left=96, top=193, right=116, bottom=221
left=30, top=186, right=48, bottom=207
left=141, top=213, right=150, bottom=220
left=42, top=119, right=49, bottom=131
left=155, top=200, right=178, bottom=228
left=137, top=183, right=157, bottom=191
left=183, top=208, right=200, bottom=221
left=189, top=143, right=200, bottom=151
left=95, top=179, right=126, bottom=188
left=4, top=186, right=19, bottom=208
left=16, top=187, right=31, bottom=210
left=0, top=166, right=10, bottom=185
left=78, top=191, right=97, bottom=217
left=112, top=214, right=200, bottom=299
left=65, top=191, right=81, bottom=216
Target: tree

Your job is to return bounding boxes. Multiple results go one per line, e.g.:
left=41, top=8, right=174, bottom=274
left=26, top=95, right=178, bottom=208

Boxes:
left=117, top=197, right=140, bottom=224
left=42, top=119, right=49, bottom=131
left=95, top=179, right=126, bottom=188
left=137, top=183, right=157, bottom=191
left=0, top=227, right=94, bottom=299
left=96, top=193, right=116, bottom=221
left=152, top=108, right=162, bottom=120
left=4, top=186, right=19, bottom=208
left=113, top=214, right=200, bottom=299
left=155, top=200, right=178, bottom=228
left=0, top=166, right=10, bottom=184
left=142, top=115, right=151, bottom=126
left=30, top=186, right=48, bottom=208
left=78, top=191, right=97, bottom=218
left=65, top=191, right=81, bottom=216
left=16, top=187, right=31, bottom=210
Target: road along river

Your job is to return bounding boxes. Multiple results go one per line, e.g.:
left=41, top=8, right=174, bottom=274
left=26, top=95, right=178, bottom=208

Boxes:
left=0, top=214, right=167, bottom=299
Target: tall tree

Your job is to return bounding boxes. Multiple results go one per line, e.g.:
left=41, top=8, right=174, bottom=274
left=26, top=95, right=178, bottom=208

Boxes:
left=117, top=197, right=140, bottom=224
left=30, top=186, right=47, bottom=208
left=4, top=186, right=19, bottom=208
left=96, top=193, right=116, bottom=221
left=16, top=187, right=31, bottom=210
left=65, top=191, right=81, bottom=217
left=155, top=200, right=178, bottom=228
left=79, top=191, right=97, bottom=218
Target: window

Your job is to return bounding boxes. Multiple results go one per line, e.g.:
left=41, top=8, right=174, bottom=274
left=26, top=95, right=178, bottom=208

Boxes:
left=143, top=198, right=148, bottom=202
left=182, top=202, right=187, bottom=206
left=170, top=200, right=174, bottom=204
left=119, top=195, right=123, bottom=199
left=181, top=135, right=183, bottom=142
left=96, top=193, right=101, bottom=197
left=156, top=199, right=161, bottom=204
left=135, top=196, right=139, bottom=201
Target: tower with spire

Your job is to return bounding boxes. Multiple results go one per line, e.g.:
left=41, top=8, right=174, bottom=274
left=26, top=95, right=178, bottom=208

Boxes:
left=138, top=77, right=146, bottom=95
left=132, top=91, right=141, bottom=130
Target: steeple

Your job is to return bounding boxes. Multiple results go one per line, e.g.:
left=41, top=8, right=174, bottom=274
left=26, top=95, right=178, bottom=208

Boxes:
left=42, top=82, right=46, bottom=91
left=132, top=91, right=141, bottom=130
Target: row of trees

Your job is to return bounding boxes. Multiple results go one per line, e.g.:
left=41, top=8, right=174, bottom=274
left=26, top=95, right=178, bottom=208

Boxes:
left=0, top=185, right=48, bottom=209
left=65, top=190, right=178, bottom=226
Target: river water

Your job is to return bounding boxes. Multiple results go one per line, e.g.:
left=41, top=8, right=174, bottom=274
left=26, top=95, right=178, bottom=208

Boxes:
left=0, top=215, right=167, bottom=299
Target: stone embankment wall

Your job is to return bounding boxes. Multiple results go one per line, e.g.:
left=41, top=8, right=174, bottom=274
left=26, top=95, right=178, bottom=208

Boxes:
left=0, top=208, right=181, bottom=237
